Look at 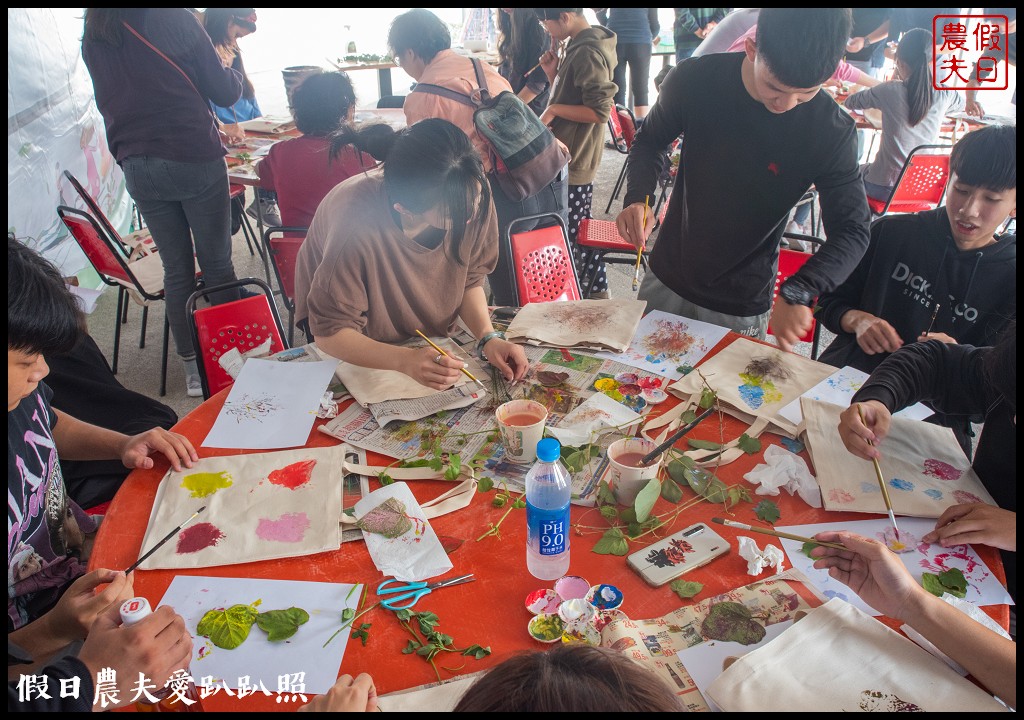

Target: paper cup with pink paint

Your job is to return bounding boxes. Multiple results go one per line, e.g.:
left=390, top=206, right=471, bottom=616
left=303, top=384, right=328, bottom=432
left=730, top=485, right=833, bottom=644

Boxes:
left=496, top=399, right=548, bottom=464
left=606, top=437, right=663, bottom=505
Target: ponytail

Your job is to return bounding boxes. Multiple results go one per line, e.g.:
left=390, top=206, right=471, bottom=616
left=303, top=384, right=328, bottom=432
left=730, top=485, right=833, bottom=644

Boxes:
left=897, top=28, right=933, bottom=127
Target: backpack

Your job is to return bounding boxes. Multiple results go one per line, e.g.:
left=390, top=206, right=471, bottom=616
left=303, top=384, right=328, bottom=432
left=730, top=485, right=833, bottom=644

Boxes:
left=411, top=58, right=570, bottom=201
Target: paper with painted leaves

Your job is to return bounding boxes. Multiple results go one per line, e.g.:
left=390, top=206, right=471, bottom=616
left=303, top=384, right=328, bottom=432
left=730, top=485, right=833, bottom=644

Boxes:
left=204, top=358, right=337, bottom=449
left=505, top=299, right=647, bottom=353
left=158, top=575, right=358, bottom=695
left=706, top=598, right=1009, bottom=712
left=775, top=517, right=1012, bottom=615
left=777, top=365, right=932, bottom=426
left=238, top=115, right=296, bottom=133
left=137, top=446, right=344, bottom=570
left=355, top=481, right=452, bottom=581
left=669, top=336, right=835, bottom=438
left=592, top=310, right=730, bottom=378
left=802, top=397, right=997, bottom=517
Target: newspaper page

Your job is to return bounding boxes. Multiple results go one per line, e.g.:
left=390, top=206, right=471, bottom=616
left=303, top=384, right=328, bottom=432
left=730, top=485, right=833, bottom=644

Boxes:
left=340, top=444, right=369, bottom=543
left=598, top=569, right=827, bottom=711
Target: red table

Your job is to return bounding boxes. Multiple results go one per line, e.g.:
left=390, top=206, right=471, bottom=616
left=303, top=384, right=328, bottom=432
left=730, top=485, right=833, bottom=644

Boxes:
left=89, top=335, right=1009, bottom=711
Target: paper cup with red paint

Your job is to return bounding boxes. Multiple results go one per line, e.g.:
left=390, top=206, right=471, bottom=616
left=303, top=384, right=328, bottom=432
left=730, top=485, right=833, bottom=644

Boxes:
left=606, top=437, right=663, bottom=505
left=496, top=400, right=548, bottom=464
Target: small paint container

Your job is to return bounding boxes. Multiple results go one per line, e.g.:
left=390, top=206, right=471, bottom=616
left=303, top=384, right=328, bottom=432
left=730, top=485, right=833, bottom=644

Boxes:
left=618, top=383, right=642, bottom=396
left=594, top=377, right=618, bottom=393
left=528, top=613, right=564, bottom=643
left=558, top=597, right=597, bottom=632
left=525, top=588, right=562, bottom=615
left=561, top=620, right=601, bottom=646
left=593, top=608, right=629, bottom=633
left=614, top=372, right=639, bottom=385
left=618, top=394, right=647, bottom=413
left=637, top=376, right=663, bottom=390
left=641, top=387, right=668, bottom=404
left=585, top=583, right=623, bottom=611
left=553, top=575, right=590, bottom=601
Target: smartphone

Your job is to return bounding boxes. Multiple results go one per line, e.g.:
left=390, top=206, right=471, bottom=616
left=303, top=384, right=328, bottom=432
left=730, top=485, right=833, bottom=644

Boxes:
left=626, top=522, right=730, bottom=587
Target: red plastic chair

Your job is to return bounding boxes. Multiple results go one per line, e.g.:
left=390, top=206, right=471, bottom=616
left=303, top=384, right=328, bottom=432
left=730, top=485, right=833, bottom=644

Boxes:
left=769, top=232, right=825, bottom=358
left=866, top=144, right=952, bottom=216
left=262, top=226, right=308, bottom=345
left=604, top=105, right=638, bottom=213
left=576, top=217, right=648, bottom=297
left=505, top=212, right=582, bottom=306
left=63, top=169, right=155, bottom=258
left=185, top=277, right=288, bottom=399
left=57, top=205, right=175, bottom=396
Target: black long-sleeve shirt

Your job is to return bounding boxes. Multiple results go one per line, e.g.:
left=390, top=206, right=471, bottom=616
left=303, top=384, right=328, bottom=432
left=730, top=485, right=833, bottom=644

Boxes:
left=625, top=52, right=871, bottom=315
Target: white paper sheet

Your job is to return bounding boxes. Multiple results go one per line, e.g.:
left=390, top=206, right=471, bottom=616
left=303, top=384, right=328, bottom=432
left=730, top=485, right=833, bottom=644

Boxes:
left=204, top=358, right=337, bottom=449
left=777, top=365, right=932, bottom=426
left=593, top=310, right=730, bottom=379
left=158, top=575, right=359, bottom=695
left=775, top=517, right=1014, bottom=615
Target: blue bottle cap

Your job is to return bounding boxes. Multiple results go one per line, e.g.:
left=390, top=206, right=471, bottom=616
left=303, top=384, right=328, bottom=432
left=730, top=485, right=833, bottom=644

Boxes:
left=536, top=437, right=561, bottom=462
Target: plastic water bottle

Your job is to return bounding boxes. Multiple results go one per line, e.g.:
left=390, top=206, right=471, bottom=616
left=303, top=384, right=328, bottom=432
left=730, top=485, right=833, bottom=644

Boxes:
left=526, top=437, right=572, bottom=580
left=119, top=598, right=204, bottom=713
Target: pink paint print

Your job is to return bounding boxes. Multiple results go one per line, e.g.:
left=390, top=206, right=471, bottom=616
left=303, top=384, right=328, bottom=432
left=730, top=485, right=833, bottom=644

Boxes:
left=176, top=522, right=226, bottom=553
left=828, top=488, right=856, bottom=504
left=268, top=459, right=317, bottom=490
left=922, top=458, right=963, bottom=481
left=255, top=512, right=311, bottom=543
left=952, top=489, right=984, bottom=504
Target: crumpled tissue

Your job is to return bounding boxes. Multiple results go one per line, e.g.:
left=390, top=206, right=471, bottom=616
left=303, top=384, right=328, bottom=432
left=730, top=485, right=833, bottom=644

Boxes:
left=216, top=336, right=273, bottom=379
left=743, top=444, right=822, bottom=508
left=738, top=536, right=785, bottom=576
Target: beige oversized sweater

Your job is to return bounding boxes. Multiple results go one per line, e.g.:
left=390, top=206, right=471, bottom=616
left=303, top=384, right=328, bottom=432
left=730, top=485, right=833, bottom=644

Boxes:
left=294, top=168, right=498, bottom=343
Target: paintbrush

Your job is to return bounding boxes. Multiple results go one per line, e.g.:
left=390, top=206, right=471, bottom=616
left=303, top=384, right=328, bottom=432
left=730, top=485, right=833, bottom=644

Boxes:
left=415, top=330, right=485, bottom=389
left=522, top=60, right=543, bottom=78
left=632, top=195, right=649, bottom=291
left=639, top=406, right=715, bottom=465
left=126, top=506, right=206, bottom=574
left=924, top=302, right=941, bottom=336
left=857, top=405, right=901, bottom=539
left=711, top=517, right=847, bottom=550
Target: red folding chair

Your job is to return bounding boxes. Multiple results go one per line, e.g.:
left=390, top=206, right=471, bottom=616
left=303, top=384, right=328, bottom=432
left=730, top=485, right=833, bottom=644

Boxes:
left=867, top=144, right=952, bottom=216
left=262, top=226, right=308, bottom=346
left=63, top=169, right=155, bottom=259
left=604, top=104, right=637, bottom=214
left=769, top=232, right=825, bottom=359
left=505, top=212, right=582, bottom=305
left=185, top=277, right=287, bottom=399
left=575, top=218, right=649, bottom=297
left=57, top=205, right=174, bottom=395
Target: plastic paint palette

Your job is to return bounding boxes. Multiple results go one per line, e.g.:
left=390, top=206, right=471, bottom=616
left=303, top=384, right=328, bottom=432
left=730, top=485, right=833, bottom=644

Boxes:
left=525, top=576, right=624, bottom=645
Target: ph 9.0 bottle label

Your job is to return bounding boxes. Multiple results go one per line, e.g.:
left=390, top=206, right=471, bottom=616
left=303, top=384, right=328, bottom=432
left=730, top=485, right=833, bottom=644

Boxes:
left=527, top=501, right=570, bottom=556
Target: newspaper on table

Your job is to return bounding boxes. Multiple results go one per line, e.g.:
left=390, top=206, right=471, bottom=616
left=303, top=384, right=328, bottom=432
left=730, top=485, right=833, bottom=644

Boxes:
left=320, top=345, right=657, bottom=505
left=598, top=568, right=827, bottom=712
left=340, top=444, right=370, bottom=543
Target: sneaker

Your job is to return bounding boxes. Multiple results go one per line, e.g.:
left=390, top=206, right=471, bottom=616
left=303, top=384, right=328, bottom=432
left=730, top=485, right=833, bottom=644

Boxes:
left=186, top=373, right=204, bottom=398
left=260, top=201, right=282, bottom=227
left=245, top=198, right=260, bottom=220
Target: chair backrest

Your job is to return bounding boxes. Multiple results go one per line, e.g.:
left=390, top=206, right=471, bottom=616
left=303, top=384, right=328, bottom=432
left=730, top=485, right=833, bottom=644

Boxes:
left=57, top=205, right=160, bottom=297
left=616, top=105, right=637, bottom=149
left=186, top=278, right=288, bottom=399
left=769, top=234, right=825, bottom=346
left=878, top=144, right=952, bottom=215
left=263, top=226, right=308, bottom=308
left=607, top=108, right=625, bottom=149
left=63, top=169, right=156, bottom=256
left=505, top=212, right=582, bottom=306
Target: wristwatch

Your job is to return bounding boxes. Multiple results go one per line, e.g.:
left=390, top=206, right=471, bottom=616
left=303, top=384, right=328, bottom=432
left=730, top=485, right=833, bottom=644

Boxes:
left=477, top=330, right=505, bottom=361
left=779, top=278, right=815, bottom=307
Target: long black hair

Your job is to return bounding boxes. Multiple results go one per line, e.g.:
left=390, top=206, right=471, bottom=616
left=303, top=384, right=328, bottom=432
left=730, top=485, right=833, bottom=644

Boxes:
left=82, top=8, right=131, bottom=46
left=896, top=28, right=934, bottom=127
left=498, top=9, right=548, bottom=81
left=327, top=119, right=490, bottom=266
left=8, top=234, right=82, bottom=356
left=292, top=71, right=356, bottom=137
left=202, top=8, right=257, bottom=98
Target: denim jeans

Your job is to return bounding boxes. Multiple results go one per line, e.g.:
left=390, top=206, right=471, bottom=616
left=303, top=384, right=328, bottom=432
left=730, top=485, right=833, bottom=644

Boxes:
left=121, top=156, right=239, bottom=360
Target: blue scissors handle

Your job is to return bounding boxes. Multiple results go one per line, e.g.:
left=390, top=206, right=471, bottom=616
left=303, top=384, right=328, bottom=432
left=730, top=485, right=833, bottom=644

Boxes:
left=377, top=578, right=430, bottom=610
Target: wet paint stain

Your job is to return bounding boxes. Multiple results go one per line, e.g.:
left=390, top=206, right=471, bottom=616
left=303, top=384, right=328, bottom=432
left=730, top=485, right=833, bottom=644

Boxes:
left=780, top=437, right=805, bottom=454
left=737, top=373, right=782, bottom=410
left=889, top=478, right=914, bottom=491
left=952, top=489, right=983, bottom=504
left=180, top=471, right=233, bottom=498
left=857, top=690, right=923, bottom=712
left=922, top=459, right=963, bottom=481
left=268, top=459, right=317, bottom=490
left=640, top=319, right=702, bottom=364
left=255, top=512, right=310, bottom=543
left=176, top=522, right=226, bottom=553
left=923, top=488, right=943, bottom=500
left=823, top=589, right=850, bottom=602
left=828, top=488, right=855, bottom=504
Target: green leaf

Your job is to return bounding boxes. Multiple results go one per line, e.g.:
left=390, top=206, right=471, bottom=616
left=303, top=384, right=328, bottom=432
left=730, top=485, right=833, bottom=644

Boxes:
left=677, top=364, right=694, bottom=376
left=427, top=458, right=444, bottom=471
left=737, top=433, right=762, bottom=455
left=341, top=608, right=355, bottom=624
left=477, top=477, right=494, bottom=493
left=677, top=462, right=729, bottom=504
left=687, top=438, right=722, bottom=451
left=938, top=568, right=968, bottom=595
left=197, top=604, right=258, bottom=650
left=660, top=476, right=683, bottom=503
left=921, top=573, right=948, bottom=597
left=593, top=528, right=630, bottom=556
left=492, top=496, right=507, bottom=508
left=599, top=505, right=618, bottom=521
left=255, top=607, right=310, bottom=642
left=400, top=458, right=434, bottom=469
left=699, top=388, right=717, bottom=410
left=726, top=485, right=752, bottom=509
left=625, top=522, right=644, bottom=538
left=669, top=579, right=704, bottom=600
left=633, top=478, right=661, bottom=523
left=800, top=541, right=821, bottom=558
left=395, top=608, right=413, bottom=622
left=444, top=454, right=462, bottom=481
left=378, top=473, right=394, bottom=486
left=700, top=601, right=766, bottom=645
left=618, top=507, right=637, bottom=524
left=563, top=450, right=588, bottom=473
left=679, top=409, right=698, bottom=425
left=512, top=498, right=526, bottom=509
left=462, top=644, right=491, bottom=659
left=753, top=500, right=781, bottom=525
left=402, top=640, right=421, bottom=654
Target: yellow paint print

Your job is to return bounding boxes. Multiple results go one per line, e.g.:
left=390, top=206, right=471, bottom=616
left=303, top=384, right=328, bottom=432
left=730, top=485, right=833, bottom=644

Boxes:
left=181, top=471, right=233, bottom=498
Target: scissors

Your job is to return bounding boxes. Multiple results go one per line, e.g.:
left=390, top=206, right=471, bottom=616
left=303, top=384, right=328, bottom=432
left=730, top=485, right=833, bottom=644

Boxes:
left=376, top=574, right=475, bottom=610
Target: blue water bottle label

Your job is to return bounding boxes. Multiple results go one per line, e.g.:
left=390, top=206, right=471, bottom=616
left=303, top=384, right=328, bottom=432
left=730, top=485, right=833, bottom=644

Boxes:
left=527, top=501, right=570, bottom=556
